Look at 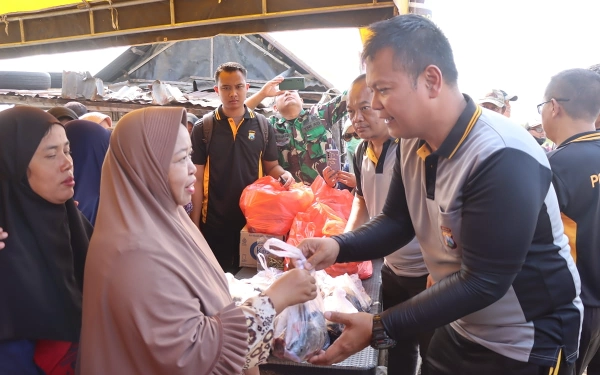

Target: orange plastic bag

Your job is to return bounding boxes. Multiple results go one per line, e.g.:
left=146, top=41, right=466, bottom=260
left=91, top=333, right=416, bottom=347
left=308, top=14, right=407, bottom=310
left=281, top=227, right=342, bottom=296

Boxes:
left=240, top=176, right=314, bottom=236
left=310, top=176, right=354, bottom=220
left=286, top=202, right=346, bottom=247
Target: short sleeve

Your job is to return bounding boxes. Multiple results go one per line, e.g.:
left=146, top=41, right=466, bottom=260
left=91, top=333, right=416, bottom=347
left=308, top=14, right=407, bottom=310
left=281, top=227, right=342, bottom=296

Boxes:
left=191, top=117, right=207, bottom=165
left=353, top=142, right=364, bottom=197
left=263, top=120, right=278, bottom=162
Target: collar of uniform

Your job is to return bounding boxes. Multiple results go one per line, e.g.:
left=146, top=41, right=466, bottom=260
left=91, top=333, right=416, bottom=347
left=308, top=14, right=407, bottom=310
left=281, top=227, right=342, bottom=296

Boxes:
left=423, top=94, right=481, bottom=160
left=557, top=130, right=600, bottom=148
left=275, top=109, right=306, bottom=126
left=366, top=137, right=396, bottom=164
left=215, top=105, right=255, bottom=121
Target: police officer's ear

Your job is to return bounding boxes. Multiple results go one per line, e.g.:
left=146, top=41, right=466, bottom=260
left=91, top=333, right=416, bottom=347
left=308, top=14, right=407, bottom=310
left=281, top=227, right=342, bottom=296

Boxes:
left=422, top=64, right=443, bottom=98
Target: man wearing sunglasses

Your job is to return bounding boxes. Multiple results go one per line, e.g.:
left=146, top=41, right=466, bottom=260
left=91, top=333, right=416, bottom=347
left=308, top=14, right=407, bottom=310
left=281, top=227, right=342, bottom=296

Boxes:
left=525, top=118, right=553, bottom=152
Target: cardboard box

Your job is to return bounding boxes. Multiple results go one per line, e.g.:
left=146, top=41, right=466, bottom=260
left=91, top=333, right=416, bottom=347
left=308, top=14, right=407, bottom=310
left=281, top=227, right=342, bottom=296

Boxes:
left=239, top=225, right=286, bottom=268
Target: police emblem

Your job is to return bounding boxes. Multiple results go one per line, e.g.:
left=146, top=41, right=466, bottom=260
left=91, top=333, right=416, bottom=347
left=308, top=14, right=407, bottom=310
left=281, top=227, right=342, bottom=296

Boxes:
left=441, top=226, right=457, bottom=249
left=248, top=130, right=256, bottom=140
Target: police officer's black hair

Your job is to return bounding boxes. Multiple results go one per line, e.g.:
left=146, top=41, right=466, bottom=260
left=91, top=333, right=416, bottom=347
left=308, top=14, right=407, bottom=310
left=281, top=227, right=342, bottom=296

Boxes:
left=361, top=14, right=458, bottom=87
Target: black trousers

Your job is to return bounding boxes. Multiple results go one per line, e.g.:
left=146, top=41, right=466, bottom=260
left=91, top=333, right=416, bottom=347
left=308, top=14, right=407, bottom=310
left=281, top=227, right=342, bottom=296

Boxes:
left=423, top=324, right=574, bottom=375
left=576, top=306, right=600, bottom=375
left=201, top=225, right=242, bottom=274
left=381, top=263, right=432, bottom=375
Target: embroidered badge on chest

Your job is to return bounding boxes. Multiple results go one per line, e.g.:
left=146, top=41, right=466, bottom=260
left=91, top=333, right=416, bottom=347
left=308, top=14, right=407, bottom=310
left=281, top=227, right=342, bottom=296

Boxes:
left=441, top=226, right=457, bottom=249
left=248, top=130, right=256, bottom=140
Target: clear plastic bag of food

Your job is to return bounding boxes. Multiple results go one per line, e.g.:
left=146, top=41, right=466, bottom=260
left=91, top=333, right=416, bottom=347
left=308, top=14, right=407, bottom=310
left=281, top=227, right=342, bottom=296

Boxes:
left=263, top=239, right=329, bottom=362
left=323, top=288, right=358, bottom=337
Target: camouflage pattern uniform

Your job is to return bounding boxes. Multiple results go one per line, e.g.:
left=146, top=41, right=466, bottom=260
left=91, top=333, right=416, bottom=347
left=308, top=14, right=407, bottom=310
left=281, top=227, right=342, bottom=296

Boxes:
left=269, top=92, right=347, bottom=185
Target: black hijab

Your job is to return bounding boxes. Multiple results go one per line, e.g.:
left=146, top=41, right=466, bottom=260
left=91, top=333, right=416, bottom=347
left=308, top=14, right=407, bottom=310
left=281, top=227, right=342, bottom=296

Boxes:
left=0, top=106, right=92, bottom=342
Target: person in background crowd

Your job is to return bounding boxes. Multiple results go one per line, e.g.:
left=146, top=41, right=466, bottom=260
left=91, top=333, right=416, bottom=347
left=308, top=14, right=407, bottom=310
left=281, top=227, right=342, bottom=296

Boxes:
left=47, top=106, right=79, bottom=125
left=77, top=107, right=317, bottom=375
left=323, top=118, right=358, bottom=191
left=64, top=102, right=88, bottom=118
left=65, top=120, right=111, bottom=226
left=499, top=90, right=518, bottom=118
left=589, top=63, right=600, bottom=130
left=342, top=118, right=361, bottom=174
left=344, top=73, right=431, bottom=375
left=541, top=68, right=600, bottom=375
left=0, top=106, right=92, bottom=375
left=477, top=89, right=506, bottom=114
left=297, top=14, right=581, bottom=375
left=186, top=113, right=199, bottom=135
left=190, top=62, right=292, bottom=273
left=80, top=112, right=112, bottom=129
left=525, top=117, right=553, bottom=152
left=324, top=118, right=359, bottom=192
left=245, top=76, right=347, bottom=185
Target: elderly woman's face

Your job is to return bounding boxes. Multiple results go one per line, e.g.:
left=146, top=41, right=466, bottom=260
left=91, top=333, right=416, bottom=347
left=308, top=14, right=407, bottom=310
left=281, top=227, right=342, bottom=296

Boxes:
left=27, top=124, right=75, bottom=204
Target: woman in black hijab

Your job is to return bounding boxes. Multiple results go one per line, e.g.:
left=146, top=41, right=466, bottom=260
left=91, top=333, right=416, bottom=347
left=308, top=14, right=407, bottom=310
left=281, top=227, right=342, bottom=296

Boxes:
left=0, top=106, right=92, bottom=375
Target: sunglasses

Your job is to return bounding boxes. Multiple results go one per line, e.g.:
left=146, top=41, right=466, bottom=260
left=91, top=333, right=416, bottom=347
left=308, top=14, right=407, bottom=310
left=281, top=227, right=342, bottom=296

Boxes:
left=527, top=126, right=544, bottom=134
left=343, top=132, right=361, bottom=142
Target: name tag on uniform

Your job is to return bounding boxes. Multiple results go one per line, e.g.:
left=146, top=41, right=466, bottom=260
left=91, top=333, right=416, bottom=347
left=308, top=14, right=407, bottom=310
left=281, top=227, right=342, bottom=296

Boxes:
left=302, top=115, right=323, bottom=132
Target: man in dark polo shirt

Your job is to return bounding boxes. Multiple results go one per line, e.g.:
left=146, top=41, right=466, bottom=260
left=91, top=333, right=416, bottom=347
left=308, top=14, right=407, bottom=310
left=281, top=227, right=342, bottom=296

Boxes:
left=190, top=62, right=292, bottom=273
left=297, top=15, right=581, bottom=375
left=542, top=68, right=600, bottom=375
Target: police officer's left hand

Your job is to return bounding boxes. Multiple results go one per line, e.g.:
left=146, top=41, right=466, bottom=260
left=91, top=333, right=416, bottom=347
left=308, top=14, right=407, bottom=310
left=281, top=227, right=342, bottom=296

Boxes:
left=307, top=311, right=372, bottom=365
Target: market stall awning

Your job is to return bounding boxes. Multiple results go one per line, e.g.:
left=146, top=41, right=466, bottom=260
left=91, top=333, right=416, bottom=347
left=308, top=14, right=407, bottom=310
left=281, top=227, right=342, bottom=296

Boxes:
left=0, top=0, right=396, bottom=59
left=0, top=0, right=81, bottom=15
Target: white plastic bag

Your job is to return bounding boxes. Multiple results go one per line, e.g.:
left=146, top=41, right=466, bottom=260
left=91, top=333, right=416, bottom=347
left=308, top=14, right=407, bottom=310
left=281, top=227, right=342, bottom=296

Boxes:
left=263, top=239, right=329, bottom=362
left=323, top=287, right=358, bottom=336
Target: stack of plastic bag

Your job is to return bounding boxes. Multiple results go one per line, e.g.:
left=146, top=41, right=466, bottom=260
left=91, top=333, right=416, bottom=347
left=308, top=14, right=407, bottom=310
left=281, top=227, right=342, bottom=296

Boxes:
left=239, top=176, right=314, bottom=236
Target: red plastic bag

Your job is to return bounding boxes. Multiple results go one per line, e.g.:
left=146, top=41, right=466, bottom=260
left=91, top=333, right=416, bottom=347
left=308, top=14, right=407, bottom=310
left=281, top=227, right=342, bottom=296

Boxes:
left=324, top=261, right=372, bottom=280
left=240, top=176, right=314, bottom=236
left=311, top=176, right=354, bottom=220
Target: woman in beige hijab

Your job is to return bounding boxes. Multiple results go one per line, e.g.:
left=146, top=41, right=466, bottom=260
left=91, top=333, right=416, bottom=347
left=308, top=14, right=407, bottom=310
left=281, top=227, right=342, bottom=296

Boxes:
left=77, top=107, right=316, bottom=375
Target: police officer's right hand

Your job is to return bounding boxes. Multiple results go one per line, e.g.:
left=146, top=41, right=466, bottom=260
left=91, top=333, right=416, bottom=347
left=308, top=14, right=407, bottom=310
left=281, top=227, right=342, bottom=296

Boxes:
left=296, top=237, right=340, bottom=271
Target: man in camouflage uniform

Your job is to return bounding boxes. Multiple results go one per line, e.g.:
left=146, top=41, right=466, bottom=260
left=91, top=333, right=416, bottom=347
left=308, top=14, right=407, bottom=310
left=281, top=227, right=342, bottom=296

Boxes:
left=245, top=76, right=347, bottom=184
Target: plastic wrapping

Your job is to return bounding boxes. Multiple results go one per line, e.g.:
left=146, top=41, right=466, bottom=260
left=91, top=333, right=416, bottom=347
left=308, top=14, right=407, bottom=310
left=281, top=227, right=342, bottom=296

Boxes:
left=263, top=239, right=329, bottom=362
left=239, top=176, right=314, bottom=235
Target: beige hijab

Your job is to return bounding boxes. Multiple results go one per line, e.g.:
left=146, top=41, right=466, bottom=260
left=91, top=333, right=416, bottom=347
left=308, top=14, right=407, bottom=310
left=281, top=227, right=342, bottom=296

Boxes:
left=78, top=107, right=247, bottom=375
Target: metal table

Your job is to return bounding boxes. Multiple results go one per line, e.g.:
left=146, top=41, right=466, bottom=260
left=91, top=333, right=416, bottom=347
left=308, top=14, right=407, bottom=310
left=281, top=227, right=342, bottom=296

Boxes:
left=237, top=258, right=384, bottom=375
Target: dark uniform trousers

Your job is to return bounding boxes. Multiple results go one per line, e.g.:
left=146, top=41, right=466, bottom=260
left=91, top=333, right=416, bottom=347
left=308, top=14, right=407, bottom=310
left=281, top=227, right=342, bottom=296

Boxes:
left=423, top=324, right=574, bottom=375
left=381, top=263, right=433, bottom=375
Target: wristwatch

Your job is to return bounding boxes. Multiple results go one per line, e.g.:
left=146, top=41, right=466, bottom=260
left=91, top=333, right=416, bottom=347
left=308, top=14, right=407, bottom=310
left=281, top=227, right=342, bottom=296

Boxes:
left=370, top=314, right=397, bottom=350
